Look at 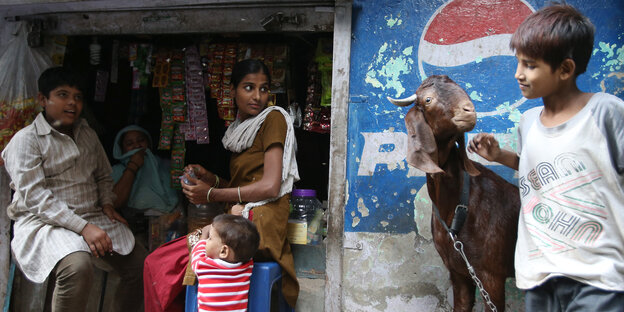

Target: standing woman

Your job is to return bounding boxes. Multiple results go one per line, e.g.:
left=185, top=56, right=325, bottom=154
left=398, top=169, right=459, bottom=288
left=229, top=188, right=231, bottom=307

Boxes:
left=143, top=59, right=300, bottom=311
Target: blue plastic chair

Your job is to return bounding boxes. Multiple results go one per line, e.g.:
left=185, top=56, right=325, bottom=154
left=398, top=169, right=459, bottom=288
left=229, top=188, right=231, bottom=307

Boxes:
left=185, top=261, right=294, bottom=312
left=185, top=283, right=198, bottom=312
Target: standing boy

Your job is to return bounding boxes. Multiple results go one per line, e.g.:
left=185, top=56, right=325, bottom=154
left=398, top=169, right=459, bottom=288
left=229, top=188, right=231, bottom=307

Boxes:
left=191, top=214, right=260, bottom=312
left=468, top=4, right=624, bottom=311
left=1, top=67, right=146, bottom=311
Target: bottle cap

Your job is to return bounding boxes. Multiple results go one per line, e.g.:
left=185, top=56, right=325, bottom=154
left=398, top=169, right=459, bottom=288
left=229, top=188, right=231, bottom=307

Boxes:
left=292, top=189, right=316, bottom=197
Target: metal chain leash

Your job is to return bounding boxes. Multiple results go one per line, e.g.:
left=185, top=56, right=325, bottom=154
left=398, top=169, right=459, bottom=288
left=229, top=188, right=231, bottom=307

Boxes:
left=449, top=232, right=498, bottom=312
left=432, top=171, right=499, bottom=311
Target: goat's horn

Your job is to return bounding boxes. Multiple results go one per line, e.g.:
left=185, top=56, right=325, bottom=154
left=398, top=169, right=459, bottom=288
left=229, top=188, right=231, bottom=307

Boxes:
left=387, top=94, right=417, bottom=107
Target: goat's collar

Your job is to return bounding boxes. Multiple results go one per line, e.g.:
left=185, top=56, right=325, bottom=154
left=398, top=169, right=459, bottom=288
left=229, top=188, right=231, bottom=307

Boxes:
left=432, top=170, right=470, bottom=237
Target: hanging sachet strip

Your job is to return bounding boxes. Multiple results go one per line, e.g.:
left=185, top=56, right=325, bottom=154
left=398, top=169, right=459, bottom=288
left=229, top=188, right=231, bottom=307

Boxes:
left=184, top=45, right=209, bottom=144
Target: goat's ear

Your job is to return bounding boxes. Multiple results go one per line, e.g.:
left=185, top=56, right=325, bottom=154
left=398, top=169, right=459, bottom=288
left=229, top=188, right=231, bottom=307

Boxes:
left=404, top=108, right=443, bottom=174
left=457, top=135, right=480, bottom=176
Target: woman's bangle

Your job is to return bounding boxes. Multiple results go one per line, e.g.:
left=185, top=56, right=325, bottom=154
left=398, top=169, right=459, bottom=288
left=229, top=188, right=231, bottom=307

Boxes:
left=214, top=175, right=220, bottom=188
left=237, top=186, right=242, bottom=203
left=206, top=187, right=214, bottom=203
left=126, top=166, right=137, bottom=175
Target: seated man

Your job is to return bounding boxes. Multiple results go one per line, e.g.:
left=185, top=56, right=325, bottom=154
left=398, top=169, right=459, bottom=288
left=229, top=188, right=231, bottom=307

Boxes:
left=1, top=67, right=146, bottom=311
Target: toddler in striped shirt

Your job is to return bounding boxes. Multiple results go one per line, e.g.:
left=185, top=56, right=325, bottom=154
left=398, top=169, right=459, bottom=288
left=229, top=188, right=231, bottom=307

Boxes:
left=191, top=214, right=260, bottom=312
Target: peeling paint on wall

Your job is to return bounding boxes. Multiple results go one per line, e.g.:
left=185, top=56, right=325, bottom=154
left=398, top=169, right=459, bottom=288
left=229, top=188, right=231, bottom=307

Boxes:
left=594, top=41, right=624, bottom=72
left=412, top=185, right=433, bottom=241
left=365, top=42, right=415, bottom=98
left=593, top=40, right=624, bottom=97
left=600, top=72, right=624, bottom=95
left=469, top=90, right=483, bottom=102
left=385, top=14, right=403, bottom=27
left=345, top=180, right=350, bottom=205
left=357, top=198, right=370, bottom=217
left=358, top=131, right=408, bottom=176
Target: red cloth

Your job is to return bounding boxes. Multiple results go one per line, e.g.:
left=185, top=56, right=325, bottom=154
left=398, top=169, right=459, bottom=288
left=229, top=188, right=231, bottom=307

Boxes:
left=143, top=236, right=189, bottom=312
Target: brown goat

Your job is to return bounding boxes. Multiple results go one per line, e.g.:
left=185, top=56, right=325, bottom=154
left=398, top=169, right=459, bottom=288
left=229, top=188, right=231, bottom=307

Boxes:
left=388, top=75, right=520, bottom=312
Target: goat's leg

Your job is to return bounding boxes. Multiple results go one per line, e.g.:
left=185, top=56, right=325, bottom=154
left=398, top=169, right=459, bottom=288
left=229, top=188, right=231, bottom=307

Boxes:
left=480, top=275, right=507, bottom=312
left=450, top=273, right=476, bottom=312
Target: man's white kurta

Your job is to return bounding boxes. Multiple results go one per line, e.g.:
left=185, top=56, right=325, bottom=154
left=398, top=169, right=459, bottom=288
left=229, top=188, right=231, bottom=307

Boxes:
left=1, top=113, right=134, bottom=283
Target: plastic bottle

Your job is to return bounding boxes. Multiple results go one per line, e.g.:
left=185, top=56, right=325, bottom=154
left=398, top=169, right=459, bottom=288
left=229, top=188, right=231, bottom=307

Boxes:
left=306, top=208, right=324, bottom=245
left=181, top=168, right=222, bottom=231
left=288, top=189, right=323, bottom=245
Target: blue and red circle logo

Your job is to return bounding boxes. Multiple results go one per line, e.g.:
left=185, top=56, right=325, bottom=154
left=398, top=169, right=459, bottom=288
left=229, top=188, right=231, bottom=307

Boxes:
left=418, top=0, right=535, bottom=127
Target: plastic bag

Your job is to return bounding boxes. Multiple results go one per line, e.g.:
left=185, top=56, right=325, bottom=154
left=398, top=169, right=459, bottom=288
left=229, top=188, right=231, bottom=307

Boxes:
left=0, top=21, right=54, bottom=152
left=288, top=101, right=302, bottom=128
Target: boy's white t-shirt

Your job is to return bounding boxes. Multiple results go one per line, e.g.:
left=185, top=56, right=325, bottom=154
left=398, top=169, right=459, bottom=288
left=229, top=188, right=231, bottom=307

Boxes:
left=515, top=92, right=624, bottom=291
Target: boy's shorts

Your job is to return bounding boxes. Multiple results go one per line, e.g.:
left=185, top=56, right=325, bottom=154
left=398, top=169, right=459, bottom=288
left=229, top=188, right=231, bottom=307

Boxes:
left=525, top=276, right=624, bottom=312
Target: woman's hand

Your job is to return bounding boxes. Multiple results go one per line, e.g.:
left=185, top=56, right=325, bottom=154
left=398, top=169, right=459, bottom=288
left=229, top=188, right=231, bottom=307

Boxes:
left=128, top=148, right=146, bottom=169
left=185, top=164, right=214, bottom=184
left=185, top=164, right=207, bottom=179
left=112, top=152, right=144, bottom=209
left=181, top=169, right=211, bottom=205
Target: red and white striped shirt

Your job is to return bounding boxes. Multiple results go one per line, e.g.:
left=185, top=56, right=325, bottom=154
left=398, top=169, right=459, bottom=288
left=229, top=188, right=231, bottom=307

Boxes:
left=191, top=240, right=254, bottom=312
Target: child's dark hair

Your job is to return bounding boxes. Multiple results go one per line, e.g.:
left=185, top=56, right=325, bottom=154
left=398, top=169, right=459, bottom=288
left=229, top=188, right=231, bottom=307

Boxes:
left=38, top=67, right=86, bottom=98
left=212, top=214, right=260, bottom=263
left=230, top=59, right=271, bottom=88
left=510, top=3, right=595, bottom=75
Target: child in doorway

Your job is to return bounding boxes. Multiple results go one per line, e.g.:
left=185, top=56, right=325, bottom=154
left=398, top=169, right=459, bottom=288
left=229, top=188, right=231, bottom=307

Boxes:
left=1, top=67, right=146, bottom=311
left=191, top=214, right=260, bottom=311
left=468, top=4, right=624, bottom=311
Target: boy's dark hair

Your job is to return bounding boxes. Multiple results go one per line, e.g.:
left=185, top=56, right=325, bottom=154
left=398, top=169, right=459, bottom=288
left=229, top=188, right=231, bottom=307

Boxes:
left=212, top=214, right=260, bottom=263
left=510, top=3, right=595, bottom=76
left=38, top=67, right=86, bottom=98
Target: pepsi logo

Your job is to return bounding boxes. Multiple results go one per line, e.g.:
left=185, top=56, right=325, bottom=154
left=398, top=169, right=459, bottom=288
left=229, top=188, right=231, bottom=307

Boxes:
left=418, top=0, right=535, bottom=120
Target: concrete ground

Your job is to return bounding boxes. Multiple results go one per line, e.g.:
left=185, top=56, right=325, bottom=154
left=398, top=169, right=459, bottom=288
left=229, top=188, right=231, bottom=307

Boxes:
left=296, top=277, right=325, bottom=312
left=9, top=248, right=328, bottom=312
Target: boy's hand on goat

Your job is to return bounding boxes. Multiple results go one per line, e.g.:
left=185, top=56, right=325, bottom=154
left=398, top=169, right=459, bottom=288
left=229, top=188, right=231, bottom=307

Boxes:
left=468, top=133, right=501, bottom=162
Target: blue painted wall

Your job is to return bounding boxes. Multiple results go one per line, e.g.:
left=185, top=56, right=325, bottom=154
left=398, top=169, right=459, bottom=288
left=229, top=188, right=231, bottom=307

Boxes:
left=346, top=0, right=624, bottom=233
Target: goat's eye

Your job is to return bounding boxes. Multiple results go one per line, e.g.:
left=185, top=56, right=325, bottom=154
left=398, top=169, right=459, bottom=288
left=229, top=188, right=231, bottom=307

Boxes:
left=425, top=97, right=432, bottom=103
